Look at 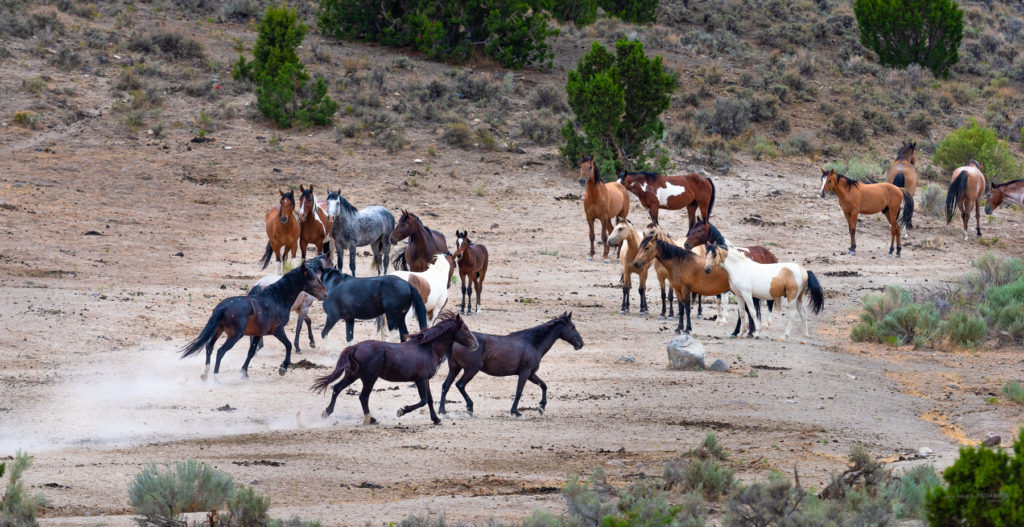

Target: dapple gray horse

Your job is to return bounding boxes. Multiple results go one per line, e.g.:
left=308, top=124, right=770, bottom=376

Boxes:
left=325, top=191, right=395, bottom=276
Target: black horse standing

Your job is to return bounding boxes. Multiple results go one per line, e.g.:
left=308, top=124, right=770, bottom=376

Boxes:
left=439, top=312, right=584, bottom=417
left=319, top=267, right=428, bottom=343
left=180, top=257, right=328, bottom=379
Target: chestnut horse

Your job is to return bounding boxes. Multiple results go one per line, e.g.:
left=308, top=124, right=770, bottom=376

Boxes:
left=886, top=142, right=918, bottom=229
left=296, top=185, right=332, bottom=260
left=579, top=156, right=629, bottom=262
left=618, top=171, right=715, bottom=228
left=633, top=236, right=731, bottom=334
left=258, top=190, right=301, bottom=274
left=986, top=178, right=1024, bottom=216
left=390, top=210, right=448, bottom=272
left=946, top=160, right=987, bottom=241
left=820, top=169, right=914, bottom=257
left=454, top=230, right=488, bottom=315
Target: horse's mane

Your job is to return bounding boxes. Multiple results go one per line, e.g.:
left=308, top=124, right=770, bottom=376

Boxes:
left=281, top=191, right=295, bottom=207
left=632, top=171, right=661, bottom=181
left=514, top=313, right=571, bottom=345
left=704, top=222, right=727, bottom=246
left=591, top=161, right=602, bottom=184
left=259, top=261, right=306, bottom=300
left=655, top=239, right=696, bottom=262
left=992, top=178, right=1024, bottom=188
left=406, top=312, right=461, bottom=344
left=320, top=267, right=348, bottom=288
left=895, top=143, right=915, bottom=161
left=836, top=172, right=860, bottom=188
left=329, top=193, right=358, bottom=215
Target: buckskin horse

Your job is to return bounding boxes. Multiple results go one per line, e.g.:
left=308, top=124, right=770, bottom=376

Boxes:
left=946, top=160, right=987, bottom=241
left=618, top=171, right=715, bottom=229
left=579, top=155, right=629, bottom=262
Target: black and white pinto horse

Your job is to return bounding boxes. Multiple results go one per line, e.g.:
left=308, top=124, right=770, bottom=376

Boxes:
left=325, top=191, right=395, bottom=277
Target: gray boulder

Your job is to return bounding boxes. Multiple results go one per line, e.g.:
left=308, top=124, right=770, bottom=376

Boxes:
left=709, top=359, right=730, bottom=372
left=667, top=334, right=705, bottom=370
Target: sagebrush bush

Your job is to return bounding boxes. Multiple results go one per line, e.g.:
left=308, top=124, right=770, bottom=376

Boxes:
left=919, top=184, right=946, bottom=218
left=13, top=110, right=40, bottom=129
left=830, top=115, right=868, bottom=142
left=227, top=486, right=270, bottom=527
left=696, top=97, right=751, bottom=138
left=934, top=311, right=986, bottom=349
left=443, top=122, right=476, bottom=148
left=1, top=451, right=49, bottom=527
left=822, top=157, right=885, bottom=182
left=669, top=124, right=698, bottom=149
left=129, top=460, right=234, bottom=526
left=934, top=119, right=1021, bottom=183
left=783, top=132, right=815, bottom=156
left=1003, top=381, right=1024, bottom=403
left=128, top=32, right=205, bottom=59
left=888, top=464, right=941, bottom=520
left=981, top=277, right=1024, bottom=338
left=529, top=85, right=567, bottom=113
left=519, top=110, right=560, bottom=146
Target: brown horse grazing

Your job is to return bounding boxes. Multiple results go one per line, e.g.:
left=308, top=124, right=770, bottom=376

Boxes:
left=820, top=169, right=914, bottom=257
left=986, top=178, right=1024, bottom=215
left=312, top=313, right=478, bottom=425
left=258, top=190, right=301, bottom=273
left=946, top=160, right=987, bottom=241
left=390, top=210, right=448, bottom=272
left=579, top=155, right=630, bottom=262
left=618, top=171, right=715, bottom=228
left=296, top=185, right=332, bottom=260
left=453, top=230, right=488, bottom=315
left=180, top=257, right=328, bottom=380
left=633, top=236, right=731, bottom=334
left=886, top=142, right=918, bottom=229
left=439, top=312, right=583, bottom=417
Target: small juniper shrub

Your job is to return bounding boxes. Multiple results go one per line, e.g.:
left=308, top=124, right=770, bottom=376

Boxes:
left=925, top=429, right=1024, bottom=524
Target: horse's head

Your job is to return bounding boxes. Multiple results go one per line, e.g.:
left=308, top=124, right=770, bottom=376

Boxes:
left=453, top=314, right=479, bottom=353
left=325, top=189, right=340, bottom=222
left=704, top=242, right=726, bottom=274
left=300, top=259, right=328, bottom=300
left=453, top=230, right=469, bottom=258
left=985, top=182, right=1006, bottom=214
left=608, top=218, right=632, bottom=247
left=390, top=209, right=417, bottom=243
left=819, top=168, right=840, bottom=197
left=578, top=155, right=596, bottom=187
left=683, top=218, right=709, bottom=250
left=897, top=141, right=917, bottom=165
left=633, top=235, right=658, bottom=270
left=557, top=312, right=584, bottom=350
left=969, top=159, right=984, bottom=171
left=278, top=190, right=296, bottom=224
left=297, top=185, right=316, bottom=222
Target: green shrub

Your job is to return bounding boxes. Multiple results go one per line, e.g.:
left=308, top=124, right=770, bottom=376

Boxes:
left=519, top=110, right=560, bottom=145
left=598, top=0, right=658, bottom=24
left=1, top=452, right=49, bottom=527
left=934, top=119, right=1021, bottom=183
left=547, top=0, right=598, bottom=26
left=935, top=311, right=987, bottom=349
left=561, top=39, right=677, bottom=172
left=695, top=97, right=751, bottom=138
left=227, top=486, right=270, bottom=527
left=851, top=285, right=940, bottom=347
left=128, top=32, right=205, bottom=59
left=822, top=157, right=885, bottom=182
left=981, top=278, right=1024, bottom=338
left=926, top=429, right=1024, bottom=525
left=129, top=460, right=234, bottom=526
left=235, top=5, right=337, bottom=128
left=888, top=464, right=941, bottom=520
left=269, top=517, right=321, bottom=527
left=443, top=122, right=475, bottom=148
left=1003, top=381, right=1024, bottom=404
left=830, top=114, right=867, bottom=143
left=919, top=184, right=946, bottom=218
left=854, top=0, right=962, bottom=77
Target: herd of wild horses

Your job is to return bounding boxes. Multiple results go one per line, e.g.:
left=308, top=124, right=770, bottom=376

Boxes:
left=180, top=142, right=1023, bottom=424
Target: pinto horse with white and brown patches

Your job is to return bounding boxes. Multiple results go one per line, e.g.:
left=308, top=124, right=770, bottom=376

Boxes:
left=986, top=178, right=1024, bottom=216
left=579, top=156, right=630, bottom=262
left=946, top=160, right=987, bottom=241
left=886, top=142, right=918, bottom=229
left=820, top=169, right=914, bottom=257
left=703, top=243, right=824, bottom=341
left=259, top=190, right=301, bottom=274
left=454, top=230, right=488, bottom=315
left=618, top=171, right=715, bottom=228
left=296, top=185, right=332, bottom=260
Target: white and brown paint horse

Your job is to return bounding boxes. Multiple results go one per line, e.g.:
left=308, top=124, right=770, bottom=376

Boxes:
left=391, top=254, right=453, bottom=326
left=703, top=242, right=824, bottom=341
left=945, top=160, right=987, bottom=241
left=296, top=185, right=332, bottom=260
left=986, top=178, right=1024, bottom=216
left=618, top=171, right=715, bottom=228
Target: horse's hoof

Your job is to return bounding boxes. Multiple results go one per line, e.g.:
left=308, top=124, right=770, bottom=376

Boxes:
left=602, top=259, right=610, bottom=264
left=587, top=257, right=594, bottom=261
left=363, top=415, right=378, bottom=425
left=657, top=315, right=666, bottom=320
left=619, top=309, right=627, bottom=315
left=667, top=316, right=675, bottom=320
left=241, top=372, right=249, bottom=380
left=278, top=365, right=288, bottom=376
left=309, top=342, right=316, bottom=349
left=200, top=373, right=208, bottom=382
left=847, top=251, right=855, bottom=256
left=396, top=408, right=405, bottom=417
left=538, top=407, right=545, bottom=415
left=439, top=408, right=447, bottom=415
left=432, top=418, right=441, bottom=425
left=511, top=411, right=522, bottom=418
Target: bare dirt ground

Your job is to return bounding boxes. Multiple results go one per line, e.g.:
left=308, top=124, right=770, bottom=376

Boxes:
left=1, top=8, right=1023, bottom=527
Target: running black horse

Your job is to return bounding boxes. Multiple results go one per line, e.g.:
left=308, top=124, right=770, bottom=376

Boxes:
left=439, top=312, right=584, bottom=417
left=180, top=257, right=328, bottom=380
left=319, top=267, right=428, bottom=343
left=312, top=313, right=479, bottom=425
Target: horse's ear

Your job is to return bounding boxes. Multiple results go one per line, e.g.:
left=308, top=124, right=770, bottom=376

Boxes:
left=568, top=311, right=573, bottom=319
left=300, top=184, right=305, bottom=192
left=820, top=168, right=827, bottom=175
left=279, top=189, right=285, bottom=196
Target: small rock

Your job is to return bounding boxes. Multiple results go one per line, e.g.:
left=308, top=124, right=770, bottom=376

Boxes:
left=414, top=159, right=423, bottom=164
left=250, top=479, right=260, bottom=485
left=174, top=251, right=184, bottom=257
left=918, top=447, right=934, bottom=458
left=667, top=334, right=705, bottom=370
left=216, top=404, right=237, bottom=412
left=983, top=434, right=1001, bottom=447
left=613, top=356, right=635, bottom=364
left=709, top=359, right=729, bottom=372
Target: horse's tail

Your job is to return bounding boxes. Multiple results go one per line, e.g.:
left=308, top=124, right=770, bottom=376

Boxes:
left=805, top=271, right=824, bottom=315
left=258, top=242, right=273, bottom=270
left=392, top=248, right=408, bottom=271
left=892, top=172, right=905, bottom=188
left=179, top=305, right=225, bottom=358
left=899, top=188, right=914, bottom=230
left=311, top=344, right=358, bottom=393
left=409, top=285, right=428, bottom=332
left=705, top=177, right=716, bottom=220
left=946, top=171, right=967, bottom=223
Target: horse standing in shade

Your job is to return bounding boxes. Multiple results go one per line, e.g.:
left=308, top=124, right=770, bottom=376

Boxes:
left=820, top=169, right=914, bottom=257
left=296, top=185, right=332, bottom=259
left=313, top=313, right=478, bottom=425
left=439, top=312, right=583, bottom=417
left=886, top=142, right=918, bottom=228
left=453, top=230, right=488, bottom=315
left=579, top=156, right=629, bottom=262
left=180, top=257, right=328, bottom=380
left=390, top=210, right=448, bottom=272
left=618, top=171, right=715, bottom=228
left=258, top=190, right=301, bottom=274
left=325, top=191, right=394, bottom=276
left=986, top=178, right=1024, bottom=216
left=946, top=160, right=987, bottom=241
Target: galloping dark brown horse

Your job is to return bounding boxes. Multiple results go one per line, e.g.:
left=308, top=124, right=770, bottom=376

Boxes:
left=312, top=313, right=478, bottom=425
left=390, top=210, right=448, bottom=272
left=439, top=312, right=583, bottom=417
left=453, top=230, right=488, bottom=315
left=258, top=190, right=301, bottom=273
left=579, top=155, right=629, bottom=262
left=618, top=171, right=715, bottom=228
left=946, top=160, right=987, bottom=241
left=886, top=142, right=918, bottom=229
left=296, top=185, right=332, bottom=259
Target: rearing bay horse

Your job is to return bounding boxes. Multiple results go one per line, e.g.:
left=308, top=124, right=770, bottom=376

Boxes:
left=618, top=171, right=715, bottom=228
left=886, top=142, right=918, bottom=228
left=986, top=178, right=1024, bottom=215
left=946, top=160, right=987, bottom=241
left=820, top=169, right=914, bottom=257
left=390, top=210, right=447, bottom=272
left=579, top=155, right=629, bottom=262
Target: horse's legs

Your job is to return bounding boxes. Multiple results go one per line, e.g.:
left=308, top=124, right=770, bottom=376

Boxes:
left=975, top=199, right=982, bottom=237
left=202, top=329, right=222, bottom=381
left=396, top=312, right=410, bottom=342
left=240, top=337, right=261, bottom=379
left=459, top=277, right=468, bottom=314
left=674, top=292, right=687, bottom=333
left=348, top=241, right=358, bottom=277
left=961, top=201, right=970, bottom=241
left=686, top=204, right=696, bottom=230
left=358, top=376, right=379, bottom=425
left=382, top=237, right=392, bottom=275
left=345, top=319, right=355, bottom=343
left=292, top=316, right=304, bottom=355
left=425, top=380, right=440, bottom=424
left=587, top=216, right=596, bottom=260
left=465, top=277, right=474, bottom=316
left=693, top=292, right=702, bottom=318
left=528, top=373, right=548, bottom=414
left=600, top=219, right=612, bottom=262
left=888, top=212, right=898, bottom=257
left=510, top=370, right=531, bottom=417
left=667, top=288, right=674, bottom=319
left=305, top=316, right=315, bottom=348
left=397, top=380, right=429, bottom=418
left=250, top=336, right=263, bottom=354
left=620, top=270, right=631, bottom=314
left=845, top=212, right=858, bottom=255
left=213, top=334, right=243, bottom=377
left=272, top=326, right=292, bottom=375
left=741, top=292, right=760, bottom=338
left=370, top=240, right=382, bottom=276
left=797, top=296, right=810, bottom=338
left=782, top=297, right=797, bottom=341
left=322, top=373, right=359, bottom=418
left=765, top=299, right=775, bottom=328
left=439, top=362, right=463, bottom=414
left=473, top=272, right=484, bottom=314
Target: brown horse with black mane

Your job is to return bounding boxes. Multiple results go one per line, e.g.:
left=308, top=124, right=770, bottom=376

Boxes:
left=579, top=155, right=629, bottom=262
left=618, top=171, right=715, bottom=228
left=886, top=142, right=918, bottom=229
left=820, top=169, right=914, bottom=257
left=986, top=178, right=1024, bottom=216
left=390, top=210, right=448, bottom=272
left=259, top=190, right=301, bottom=273
left=946, top=160, right=987, bottom=241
